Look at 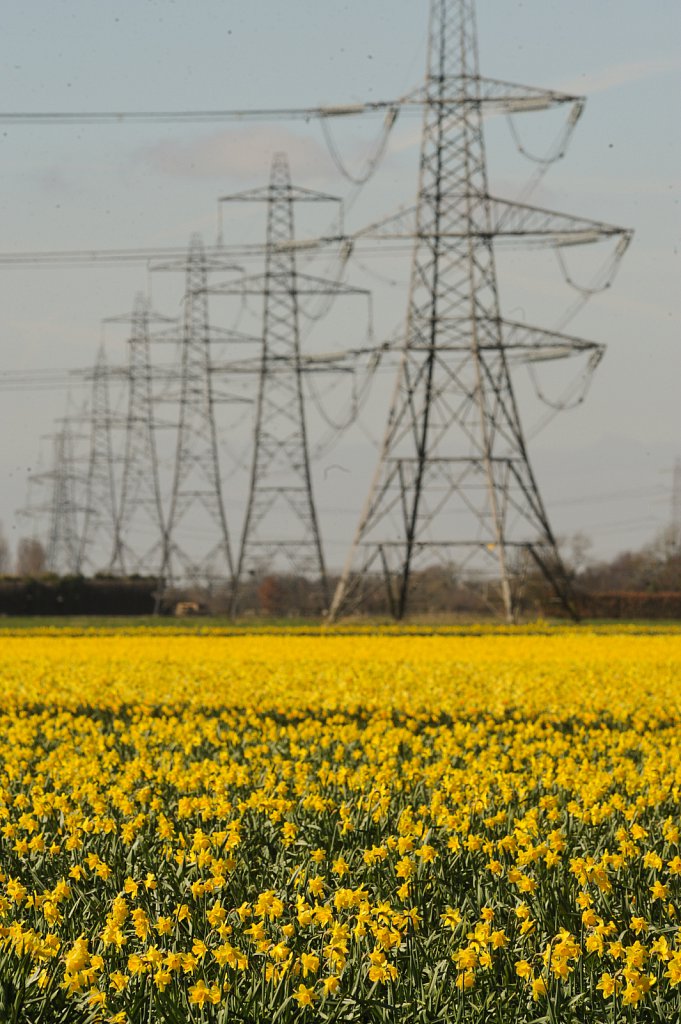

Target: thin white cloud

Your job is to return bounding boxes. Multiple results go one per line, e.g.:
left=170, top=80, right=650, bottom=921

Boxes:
left=559, top=56, right=681, bottom=96
left=389, top=124, right=422, bottom=155
left=137, top=126, right=334, bottom=181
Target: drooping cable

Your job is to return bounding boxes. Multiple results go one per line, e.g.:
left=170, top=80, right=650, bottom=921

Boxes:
left=525, top=347, right=604, bottom=440
left=498, top=99, right=584, bottom=224
left=554, top=230, right=632, bottom=299
left=506, top=99, right=584, bottom=166
left=320, top=106, right=399, bottom=186
left=550, top=231, right=632, bottom=333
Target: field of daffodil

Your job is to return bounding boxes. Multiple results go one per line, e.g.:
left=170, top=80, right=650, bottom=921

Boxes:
left=1, top=627, right=680, bottom=1023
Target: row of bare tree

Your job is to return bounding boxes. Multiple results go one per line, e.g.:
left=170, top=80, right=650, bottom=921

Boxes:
left=0, top=527, right=46, bottom=576
left=0, top=521, right=679, bottom=618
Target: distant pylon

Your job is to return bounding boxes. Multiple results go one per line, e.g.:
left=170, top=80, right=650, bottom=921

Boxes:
left=45, top=419, right=82, bottom=575
left=109, top=293, right=167, bottom=575
left=329, top=0, right=631, bottom=621
left=156, top=233, right=238, bottom=589
left=78, top=343, right=118, bottom=572
left=216, top=153, right=360, bottom=614
left=671, top=458, right=681, bottom=549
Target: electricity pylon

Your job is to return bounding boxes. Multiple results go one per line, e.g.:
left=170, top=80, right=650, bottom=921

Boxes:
left=154, top=233, right=241, bottom=590
left=44, top=419, right=82, bottom=575
left=78, top=343, right=118, bottom=572
left=109, top=293, right=168, bottom=576
left=329, top=0, right=631, bottom=621
left=670, top=459, right=681, bottom=551
left=216, top=152, right=364, bottom=615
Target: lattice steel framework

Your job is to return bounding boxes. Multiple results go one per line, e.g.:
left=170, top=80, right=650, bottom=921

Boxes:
left=217, top=153, right=361, bottom=614
left=671, top=459, right=681, bottom=550
left=78, top=343, right=118, bottom=572
left=329, top=0, right=630, bottom=621
left=158, top=233, right=236, bottom=589
left=109, top=294, right=166, bottom=575
left=45, top=420, right=82, bottom=575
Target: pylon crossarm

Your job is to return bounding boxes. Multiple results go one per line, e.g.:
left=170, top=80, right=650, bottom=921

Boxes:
left=488, top=197, right=629, bottom=246
left=394, top=329, right=603, bottom=373
left=207, top=272, right=368, bottom=297
left=149, top=255, right=242, bottom=273
left=403, top=76, right=583, bottom=114
left=350, top=200, right=628, bottom=246
left=219, top=184, right=341, bottom=205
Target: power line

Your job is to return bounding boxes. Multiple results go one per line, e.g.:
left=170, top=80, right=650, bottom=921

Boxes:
left=0, top=102, right=405, bottom=126
left=0, top=80, right=582, bottom=126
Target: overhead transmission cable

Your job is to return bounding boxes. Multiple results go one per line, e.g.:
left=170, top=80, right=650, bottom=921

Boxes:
left=0, top=100, right=417, bottom=127
left=499, top=98, right=631, bottom=439
left=502, top=99, right=584, bottom=212
left=319, top=106, right=400, bottom=185
left=523, top=229, right=632, bottom=433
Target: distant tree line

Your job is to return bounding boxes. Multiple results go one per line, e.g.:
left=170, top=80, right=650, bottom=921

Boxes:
left=0, top=529, right=47, bottom=576
left=214, top=528, right=681, bottom=619
left=567, top=526, right=681, bottom=619
left=0, top=574, right=159, bottom=616
left=0, top=521, right=679, bottom=618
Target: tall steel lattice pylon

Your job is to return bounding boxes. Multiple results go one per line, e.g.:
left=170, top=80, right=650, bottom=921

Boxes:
left=329, top=0, right=631, bottom=621
left=158, top=233, right=236, bottom=590
left=45, top=419, right=82, bottom=575
left=78, top=343, right=118, bottom=573
left=109, top=293, right=167, bottom=576
left=671, top=458, right=681, bottom=550
left=219, top=153, right=351, bottom=615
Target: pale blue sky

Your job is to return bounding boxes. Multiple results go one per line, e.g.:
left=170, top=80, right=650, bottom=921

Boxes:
left=0, top=1, right=679, bottom=567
